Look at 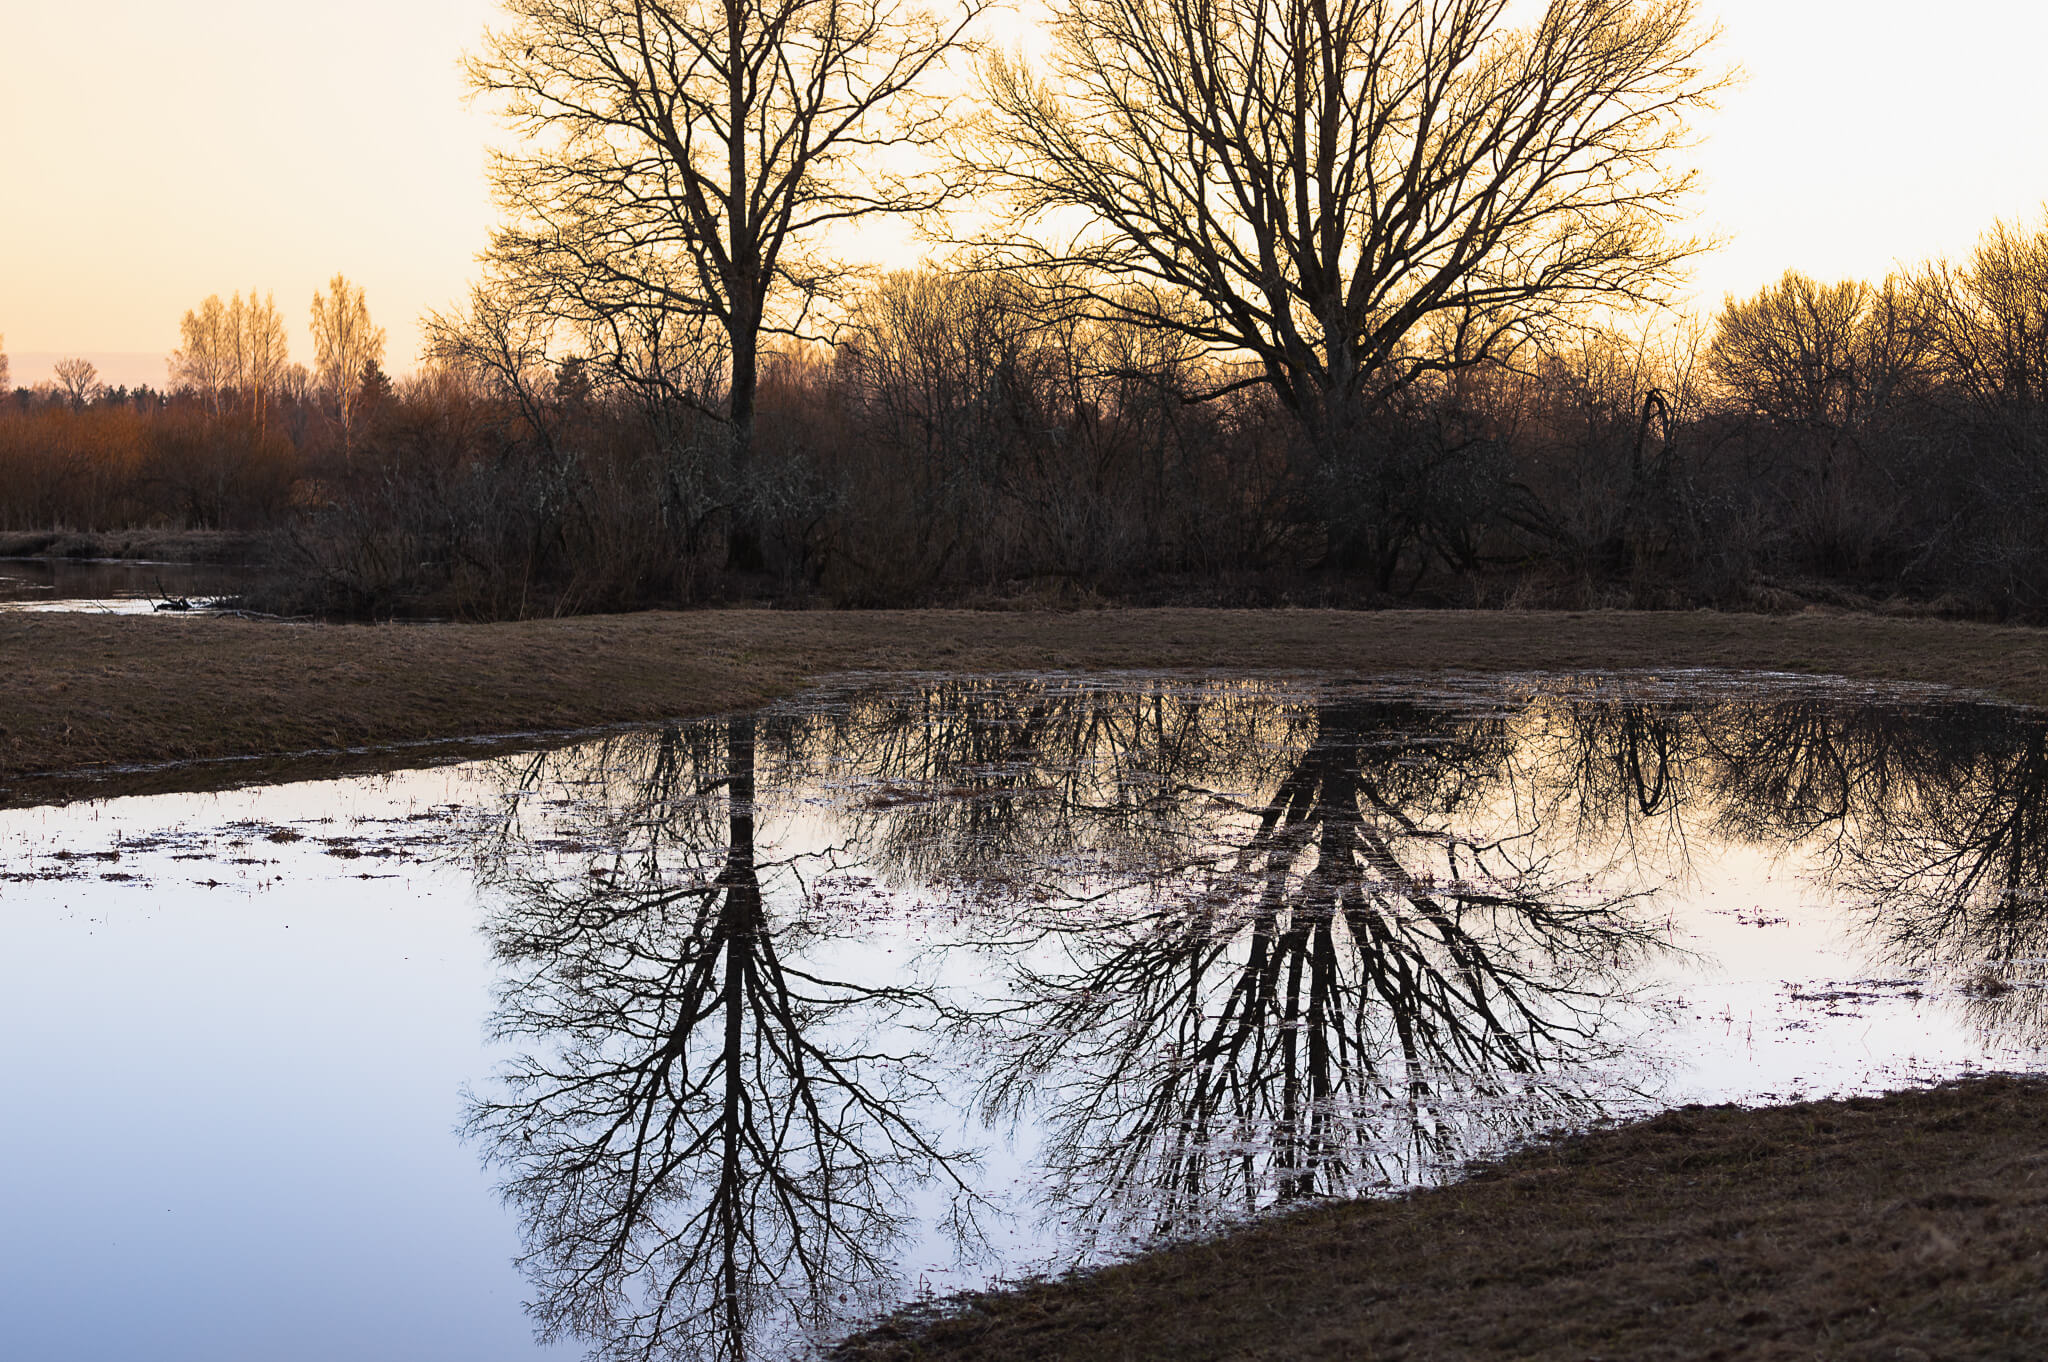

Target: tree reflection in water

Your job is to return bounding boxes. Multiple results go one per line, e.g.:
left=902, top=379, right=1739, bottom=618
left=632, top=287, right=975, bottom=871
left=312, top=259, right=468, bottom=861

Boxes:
left=462, top=675, right=2048, bottom=1358
left=466, top=716, right=977, bottom=1362
left=1518, top=681, right=2048, bottom=1044
left=831, top=687, right=1666, bottom=1247
left=1805, top=705, right=2048, bottom=1043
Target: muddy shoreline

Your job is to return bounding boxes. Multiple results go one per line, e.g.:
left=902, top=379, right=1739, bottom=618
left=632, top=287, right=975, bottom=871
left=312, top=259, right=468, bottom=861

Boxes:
left=0, top=528, right=265, bottom=564
left=9, top=606, right=2048, bottom=806
left=838, top=1076, right=2048, bottom=1361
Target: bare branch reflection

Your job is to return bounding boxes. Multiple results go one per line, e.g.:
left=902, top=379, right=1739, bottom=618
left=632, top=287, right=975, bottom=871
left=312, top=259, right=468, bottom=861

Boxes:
left=466, top=716, right=977, bottom=1362
left=1825, top=708, right=2048, bottom=1041
left=820, top=684, right=1666, bottom=1246
left=459, top=674, right=2048, bottom=1358
left=814, top=677, right=1310, bottom=890
left=1521, top=683, right=2048, bottom=1045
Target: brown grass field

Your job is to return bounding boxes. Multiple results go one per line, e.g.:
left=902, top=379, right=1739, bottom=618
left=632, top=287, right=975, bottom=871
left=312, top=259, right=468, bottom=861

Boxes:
left=8, top=605, right=2048, bottom=805
left=7, top=605, right=2048, bottom=1359
left=838, top=1077, right=2048, bottom=1362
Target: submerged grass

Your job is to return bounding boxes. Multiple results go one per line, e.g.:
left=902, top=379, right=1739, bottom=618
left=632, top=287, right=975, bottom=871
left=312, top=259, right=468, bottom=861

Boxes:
left=10, top=606, right=2048, bottom=803
left=838, top=1076, right=2048, bottom=1362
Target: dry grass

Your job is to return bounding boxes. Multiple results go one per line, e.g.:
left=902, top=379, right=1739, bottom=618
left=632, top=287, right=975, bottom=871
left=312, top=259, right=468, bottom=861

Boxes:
left=838, top=1076, right=2048, bottom=1362
left=8, top=606, right=2048, bottom=804
left=0, top=528, right=262, bottom=562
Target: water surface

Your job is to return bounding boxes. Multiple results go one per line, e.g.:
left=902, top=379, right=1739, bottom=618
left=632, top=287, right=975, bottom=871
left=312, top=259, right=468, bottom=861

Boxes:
left=0, top=557, right=253, bottom=613
left=5, top=672, right=2046, bottom=1360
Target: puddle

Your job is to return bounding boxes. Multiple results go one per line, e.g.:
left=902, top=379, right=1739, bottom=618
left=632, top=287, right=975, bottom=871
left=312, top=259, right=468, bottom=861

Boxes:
left=5, top=671, right=2047, bottom=1360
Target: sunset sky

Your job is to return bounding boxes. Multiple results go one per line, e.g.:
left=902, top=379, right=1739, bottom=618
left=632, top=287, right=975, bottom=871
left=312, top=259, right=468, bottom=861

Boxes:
left=4, top=0, right=2044, bottom=388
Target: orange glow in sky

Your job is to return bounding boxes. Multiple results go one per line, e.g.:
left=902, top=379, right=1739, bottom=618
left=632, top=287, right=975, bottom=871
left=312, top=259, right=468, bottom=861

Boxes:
left=3, top=0, right=2045, bottom=386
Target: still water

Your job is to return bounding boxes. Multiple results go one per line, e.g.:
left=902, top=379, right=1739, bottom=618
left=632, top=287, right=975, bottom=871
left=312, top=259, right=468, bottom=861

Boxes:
left=4, top=672, right=2046, bottom=1360
left=0, top=558, right=251, bottom=613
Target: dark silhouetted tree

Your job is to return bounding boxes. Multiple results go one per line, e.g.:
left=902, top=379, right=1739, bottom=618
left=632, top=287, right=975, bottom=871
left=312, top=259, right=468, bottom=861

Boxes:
left=466, top=0, right=984, bottom=569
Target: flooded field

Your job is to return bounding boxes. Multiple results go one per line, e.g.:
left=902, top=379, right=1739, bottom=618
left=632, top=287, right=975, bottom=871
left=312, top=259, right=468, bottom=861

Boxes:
left=0, top=557, right=253, bottom=613
left=4, top=671, right=2045, bottom=1361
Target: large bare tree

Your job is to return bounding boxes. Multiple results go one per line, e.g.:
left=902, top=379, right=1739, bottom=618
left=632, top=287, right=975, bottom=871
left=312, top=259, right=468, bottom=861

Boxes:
left=468, top=0, right=983, bottom=567
left=973, top=0, right=1721, bottom=430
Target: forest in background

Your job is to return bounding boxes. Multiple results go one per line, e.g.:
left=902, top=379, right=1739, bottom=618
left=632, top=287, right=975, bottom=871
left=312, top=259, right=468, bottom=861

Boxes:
left=6, top=0, right=2048, bottom=622
left=8, top=219, right=2048, bottom=622
left=6, top=224, right=2048, bottom=621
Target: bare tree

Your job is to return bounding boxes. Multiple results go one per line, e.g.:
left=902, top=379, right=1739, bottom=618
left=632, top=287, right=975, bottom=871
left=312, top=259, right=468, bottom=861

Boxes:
left=1706, top=270, right=1931, bottom=568
left=1916, top=214, right=2048, bottom=411
left=0, top=334, right=10, bottom=393
left=466, top=0, right=984, bottom=567
left=310, top=273, right=388, bottom=462
left=170, top=291, right=292, bottom=432
left=52, top=357, right=101, bottom=408
left=1707, top=270, right=1929, bottom=431
left=972, top=0, right=1721, bottom=436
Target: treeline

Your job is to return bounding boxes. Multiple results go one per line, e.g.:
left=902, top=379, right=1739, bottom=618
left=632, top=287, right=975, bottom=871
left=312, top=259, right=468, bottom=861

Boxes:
left=0, top=384, right=304, bottom=533
left=0, top=277, right=386, bottom=539
left=5, top=219, right=2048, bottom=619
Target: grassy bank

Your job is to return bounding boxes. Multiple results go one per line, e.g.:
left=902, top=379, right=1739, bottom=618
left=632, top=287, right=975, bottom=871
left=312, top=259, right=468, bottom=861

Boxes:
left=0, top=528, right=264, bottom=563
left=9, top=606, right=2048, bottom=804
left=837, top=1076, right=2048, bottom=1361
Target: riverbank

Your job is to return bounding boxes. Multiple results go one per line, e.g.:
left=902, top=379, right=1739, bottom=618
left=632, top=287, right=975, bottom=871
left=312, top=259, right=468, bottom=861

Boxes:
left=838, top=1076, right=2048, bottom=1361
left=0, top=528, right=264, bottom=564
left=9, top=606, right=2048, bottom=804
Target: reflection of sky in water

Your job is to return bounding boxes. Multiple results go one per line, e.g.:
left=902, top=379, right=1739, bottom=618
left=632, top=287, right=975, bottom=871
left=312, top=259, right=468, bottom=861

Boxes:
left=3, top=672, right=2044, bottom=1361
left=0, top=559, right=252, bottom=612
left=1, top=773, right=568, bottom=1361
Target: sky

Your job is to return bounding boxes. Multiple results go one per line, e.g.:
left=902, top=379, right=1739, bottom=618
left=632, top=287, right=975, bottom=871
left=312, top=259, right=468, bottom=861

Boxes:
left=3, top=0, right=2046, bottom=388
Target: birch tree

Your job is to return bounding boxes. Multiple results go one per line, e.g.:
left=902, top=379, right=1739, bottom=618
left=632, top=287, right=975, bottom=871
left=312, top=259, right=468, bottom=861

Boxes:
left=240, top=293, right=291, bottom=438
left=170, top=291, right=292, bottom=434
left=310, top=274, right=388, bottom=461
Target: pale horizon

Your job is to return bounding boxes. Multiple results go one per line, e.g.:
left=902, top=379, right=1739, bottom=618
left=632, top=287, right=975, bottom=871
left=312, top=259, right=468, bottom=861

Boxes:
left=4, top=0, right=2045, bottom=380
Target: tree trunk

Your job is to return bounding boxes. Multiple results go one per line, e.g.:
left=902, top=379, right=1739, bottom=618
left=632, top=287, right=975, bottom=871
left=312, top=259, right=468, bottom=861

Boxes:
left=726, top=304, right=766, bottom=573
